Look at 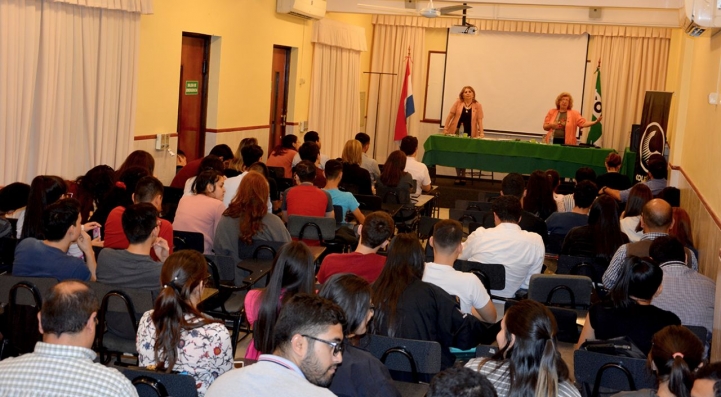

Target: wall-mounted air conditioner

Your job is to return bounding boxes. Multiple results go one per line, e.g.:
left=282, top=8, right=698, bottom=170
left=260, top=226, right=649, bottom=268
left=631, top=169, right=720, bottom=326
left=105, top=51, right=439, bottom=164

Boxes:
left=277, top=0, right=326, bottom=20
left=682, top=0, right=721, bottom=37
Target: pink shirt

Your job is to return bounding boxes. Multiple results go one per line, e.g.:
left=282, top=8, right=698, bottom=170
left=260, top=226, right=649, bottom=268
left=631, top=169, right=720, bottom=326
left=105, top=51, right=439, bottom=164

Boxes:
left=244, top=289, right=263, bottom=360
left=172, top=194, right=226, bottom=255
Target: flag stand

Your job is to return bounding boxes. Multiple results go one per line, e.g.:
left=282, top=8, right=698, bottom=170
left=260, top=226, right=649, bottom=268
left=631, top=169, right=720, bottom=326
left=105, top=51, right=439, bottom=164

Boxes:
left=363, top=71, right=396, bottom=159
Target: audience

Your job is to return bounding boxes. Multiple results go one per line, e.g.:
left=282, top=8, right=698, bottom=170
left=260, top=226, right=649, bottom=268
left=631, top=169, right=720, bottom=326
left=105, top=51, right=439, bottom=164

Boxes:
left=595, top=152, right=631, bottom=191
left=545, top=180, right=597, bottom=251
left=244, top=242, right=315, bottom=360
left=19, top=175, right=70, bottom=240
left=692, top=362, right=721, bottom=397
left=371, top=233, right=485, bottom=370
left=270, top=133, right=300, bottom=177
left=171, top=144, right=233, bottom=188
left=619, top=184, right=653, bottom=242
left=227, top=137, right=258, bottom=174
left=399, top=136, right=432, bottom=196
left=291, top=130, right=330, bottom=170
left=657, top=186, right=681, bottom=207
left=319, top=274, right=401, bottom=397
left=173, top=169, right=226, bottom=254
left=669, top=207, right=697, bottom=258
left=115, top=149, right=155, bottom=180
left=222, top=144, right=266, bottom=207
left=317, top=211, right=394, bottom=284
left=355, top=132, right=381, bottom=183
left=649, top=236, right=715, bottom=334
left=74, top=164, right=115, bottom=223
left=298, top=141, right=327, bottom=188
left=423, top=219, right=497, bottom=323
left=136, top=250, right=232, bottom=396
left=340, top=139, right=373, bottom=195
left=0, top=182, right=30, bottom=238
left=377, top=150, right=414, bottom=193
left=522, top=170, right=557, bottom=220
left=207, top=294, right=343, bottom=397
left=603, top=199, right=698, bottom=289
left=281, top=160, right=333, bottom=222
left=90, top=165, right=150, bottom=233
left=561, top=195, right=629, bottom=261
left=13, top=198, right=97, bottom=281
left=323, top=159, right=364, bottom=224
left=603, top=154, right=667, bottom=201
left=103, top=176, right=173, bottom=261
left=460, top=195, right=545, bottom=298
left=0, top=281, right=137, bottom=396
left=427, top=367, right=498, bottom=397
left=481, top=173, right=548, bottom=244
left=214, top=172, right=290, bottom=263
left=559, top=167, right=597, bottom=212
left=97, top=203, right=168, bottom=295
left=465, top=300, right=579, bottom=397
left=182, top=155, right=226, bottom=196
left=579, top=256, right=680, bottom=354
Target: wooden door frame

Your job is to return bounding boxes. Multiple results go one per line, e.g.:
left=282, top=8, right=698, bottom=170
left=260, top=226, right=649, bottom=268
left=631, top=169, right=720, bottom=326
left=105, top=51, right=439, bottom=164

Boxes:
left=269, top=45, right=292, bottom=150
left=177, top=32, right=211, bottom=159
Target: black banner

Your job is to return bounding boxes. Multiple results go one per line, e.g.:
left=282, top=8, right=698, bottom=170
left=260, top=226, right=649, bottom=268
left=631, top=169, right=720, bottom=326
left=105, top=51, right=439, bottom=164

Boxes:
left=634, top=91, right=673, bottom=183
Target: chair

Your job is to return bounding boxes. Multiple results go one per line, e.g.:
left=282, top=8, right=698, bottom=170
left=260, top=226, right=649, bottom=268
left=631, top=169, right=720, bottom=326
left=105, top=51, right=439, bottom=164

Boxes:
left=546, top=233, right=566, bottom=255
left=91, top=283, right=154, bottom=365
left=354, top=194, right=382, bottom=212
left=448, top=209, right=488, bottom=234
left=376, top=185, right=419, bottom=233
left=454, top=200, right=492, bottom=212
left=556, top=255, right=608, bottom=285
left=365, top=334, right=442, bottom=383
left=453, top=260, right=506, bottom=300
left=574, top=349, right=655, bottom=397
left=237, top=239, right=286, bottom=288
left=0, top=237, right=17, bottom=274
left=0, top=275, right=58, bottom=357
left=333, top=205, right=345, bottom=224
left=173, top=230, right=204, bottom=253
left=160, top=186, right=184, bottom=223
left=468, top=222, right=483, bottom=235
left=287, top=215, right=346, bottom=252
left=527, top=274, right=593, bottom=310
left=481, top=191, right=500, bottom=203
left=275, top=177, right=294, bottom=193
left=268, top=166, right=285, bottom=180
left=417, top=216, right=441, bottom=241
left=118, top=366, right=198, bottom=397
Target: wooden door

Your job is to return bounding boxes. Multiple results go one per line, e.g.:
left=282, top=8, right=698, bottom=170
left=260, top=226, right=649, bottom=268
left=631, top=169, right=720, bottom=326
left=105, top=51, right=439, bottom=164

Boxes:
left=268, top=46, right=291, bottom=151
left=177, top=34, right=210, bottom=162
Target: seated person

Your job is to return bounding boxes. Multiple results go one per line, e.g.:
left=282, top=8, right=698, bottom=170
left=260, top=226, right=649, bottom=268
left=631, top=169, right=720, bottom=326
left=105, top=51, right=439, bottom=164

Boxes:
left=317, top=211, right=394, bottom=284
left=340, top=139, right=373, bottom=195
left=460, top=196, right=545, bottom=299
left=291, top=130, right=330, bottom=169
left=222, top=144, right=266, bottom=208
left=603, top=154, right=668, bottom=201
left=173, top=169, right=226, bottom=255
left=214, top=172, right=290, bottom=263
left=376, top=150, right=414, bottom=194
left=561, top=195, right=629, bottom=263
left=323, top=160, right=364, bottom=225
left=298, top=142, right=326, bottom=188
left=399, top=136, right=431, bottom=196
left=355, top=132, right=381, bottom=184
left=182, top=155, right=225, bottom=196
left=423, top=219, right=497, bottom=323
left=427, top=367, right=498, bottom=397
left=97, top=203, right=169, bottom=295
left=545, top=180, right=596, bottom=252
left=0, top=182, right=30, bottom=238
left=692, top=362, right=721, bottom=397
left=595, top=152, right=632, bottom=191
left=13, top=198, right=97, bottom=281
left=103, top=176, right=172, bottom=261
left=172, top=144, right=233, bottom=188
left=577, top=256, right=681, bottom=355
left=267, top=135, right=298, bottom=178
left=281, top=160, right=333, bottom=222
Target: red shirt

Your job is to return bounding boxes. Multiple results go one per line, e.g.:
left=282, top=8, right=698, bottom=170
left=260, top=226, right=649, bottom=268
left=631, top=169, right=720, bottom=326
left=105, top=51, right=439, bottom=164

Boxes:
left=103, top=206, right=173, bottom=261
left=317, top=252, right=387, bottom=284
left=170, top=158, right=202, bottom=188
left=284, top=184, right=332, bottom=217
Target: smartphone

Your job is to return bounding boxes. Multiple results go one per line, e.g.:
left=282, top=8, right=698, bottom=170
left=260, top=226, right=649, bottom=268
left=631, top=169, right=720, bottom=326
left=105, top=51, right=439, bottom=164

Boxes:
left=92, top=227, right=101, bottom=239
left=233, top=360, right=245, bottom=369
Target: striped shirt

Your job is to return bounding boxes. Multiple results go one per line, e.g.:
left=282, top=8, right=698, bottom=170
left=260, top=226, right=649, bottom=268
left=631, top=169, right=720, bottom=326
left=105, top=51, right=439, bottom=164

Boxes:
left=465, top=359, right=581, bottom=397
left=0, top=342, right=137, bottom=397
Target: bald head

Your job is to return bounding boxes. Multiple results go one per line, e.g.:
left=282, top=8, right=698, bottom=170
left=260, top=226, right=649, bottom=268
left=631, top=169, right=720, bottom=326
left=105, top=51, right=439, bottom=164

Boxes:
left=41, top=281, right=98, bottom=338
left=641, top=198, right=673, bottom=232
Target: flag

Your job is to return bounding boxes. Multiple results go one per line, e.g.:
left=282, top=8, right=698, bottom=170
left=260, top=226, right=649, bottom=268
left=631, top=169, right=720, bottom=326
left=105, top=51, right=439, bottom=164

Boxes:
left=588, top=66, right=603, bottom=145
left=394, top=56, right=415, bottom=141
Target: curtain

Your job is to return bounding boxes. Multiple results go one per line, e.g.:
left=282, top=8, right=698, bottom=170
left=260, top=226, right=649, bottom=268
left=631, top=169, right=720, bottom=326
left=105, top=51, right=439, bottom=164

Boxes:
left=0, top=0, right=148, bottom=185
left=582, top=35, right=670, bottom=153
left=309, top=19, right=367, bottom=160
left=366, top=23, right=424, bottom=162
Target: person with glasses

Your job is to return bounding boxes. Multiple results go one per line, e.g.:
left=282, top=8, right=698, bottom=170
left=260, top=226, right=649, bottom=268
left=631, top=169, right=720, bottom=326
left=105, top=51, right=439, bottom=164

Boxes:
left=319, top=273, right=401, bottom=397
left=207, top=294, right=344, bottom=397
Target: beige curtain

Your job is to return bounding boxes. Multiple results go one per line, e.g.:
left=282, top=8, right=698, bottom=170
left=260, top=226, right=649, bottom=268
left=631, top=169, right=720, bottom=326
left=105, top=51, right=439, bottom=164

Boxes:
left=309, top=18, right=367, bottom=160
left=367, top=22, right=424, bottom=162
left=582, top=35, right=670, bottom=153
left=0, top=0, right=149, bottom=185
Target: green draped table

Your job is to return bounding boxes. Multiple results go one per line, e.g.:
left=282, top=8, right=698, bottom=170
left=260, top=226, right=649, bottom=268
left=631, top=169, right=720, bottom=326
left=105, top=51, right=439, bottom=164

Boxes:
left=422, top=135, right=616, bottom=179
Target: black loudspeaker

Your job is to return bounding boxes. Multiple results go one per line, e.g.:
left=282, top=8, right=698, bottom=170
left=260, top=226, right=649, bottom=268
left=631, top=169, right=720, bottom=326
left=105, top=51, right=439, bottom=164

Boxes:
left=629, top=124, right=641, bottom=152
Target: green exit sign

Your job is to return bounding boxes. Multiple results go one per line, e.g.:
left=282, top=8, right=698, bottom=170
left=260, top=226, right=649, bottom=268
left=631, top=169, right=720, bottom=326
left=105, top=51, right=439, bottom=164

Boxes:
left=185, top=81, right=198, bottom=95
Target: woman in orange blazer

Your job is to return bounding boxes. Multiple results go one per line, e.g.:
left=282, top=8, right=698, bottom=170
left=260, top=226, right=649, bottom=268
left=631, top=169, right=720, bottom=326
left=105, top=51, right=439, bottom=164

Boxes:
left=543, top=92, right=601, bottom=145
left=443, top=86, right=484, bottom=185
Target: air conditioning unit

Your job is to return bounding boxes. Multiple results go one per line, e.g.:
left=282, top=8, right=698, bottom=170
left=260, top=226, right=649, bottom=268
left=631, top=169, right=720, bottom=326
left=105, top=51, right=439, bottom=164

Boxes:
left=681, top=0, right=721, bottom=37
left=277, top=0, right=326, bottom=20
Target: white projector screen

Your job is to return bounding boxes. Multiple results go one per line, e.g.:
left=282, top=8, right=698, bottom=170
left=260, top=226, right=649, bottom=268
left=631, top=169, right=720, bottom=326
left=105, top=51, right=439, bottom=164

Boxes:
left=441, top=31, right=589, bottom=135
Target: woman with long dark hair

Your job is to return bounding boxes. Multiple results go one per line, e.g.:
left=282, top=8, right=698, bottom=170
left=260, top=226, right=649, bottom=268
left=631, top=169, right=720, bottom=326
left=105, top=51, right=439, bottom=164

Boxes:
left=115, top=150, right=155, bottom=178
left=244, top=241, right=315, bottom=360
left=89, top=166, right=150, bottom=233
left=136, top=251, right=232, bottom=396
left=465, top=300, right=579, bottom=397
left=74, top=165, right=115, bottom=223
left=320, top=274, right=401, bottom=397
left=371, top=233, right=483, bottom=371
left=561, top=195, right=629, bottom=261
left=620, top=184, right=653, bottom=242
left=377, top=150, right=413, bottom=192
left=577, top=256, right=680, bottom=354
left=522, top=170, right=557, bottom=220
left=266, top=134, right=298, bottom=178
left=19, top=175, right=69, bottom=240
left=173, top=169, right=226, bottom=254
left=214, top=172, right=290, bottom=263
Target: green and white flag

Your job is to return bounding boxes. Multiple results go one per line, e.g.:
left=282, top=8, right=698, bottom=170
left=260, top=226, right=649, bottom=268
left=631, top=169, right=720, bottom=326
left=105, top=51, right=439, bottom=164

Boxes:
left=588, top=66, right=602, bottom=145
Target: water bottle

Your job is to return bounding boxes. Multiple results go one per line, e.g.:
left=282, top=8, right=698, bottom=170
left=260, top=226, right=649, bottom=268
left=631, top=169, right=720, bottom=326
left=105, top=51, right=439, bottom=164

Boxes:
left=458, top=123, right=464, bottom=137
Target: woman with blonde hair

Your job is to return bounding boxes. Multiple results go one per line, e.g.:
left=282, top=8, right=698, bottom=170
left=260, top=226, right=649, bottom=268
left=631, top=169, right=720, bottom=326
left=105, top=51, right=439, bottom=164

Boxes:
left=443, top=85, right=484, bottom=185
left=213, top=171, right=290, bottom=263
left=543, top=92, right=602, bottom=145
left=227, top=137, right=259, bottom=174
left=340, top=139, right=373, bottom=195
left=136, top=250, right=233, bottom=396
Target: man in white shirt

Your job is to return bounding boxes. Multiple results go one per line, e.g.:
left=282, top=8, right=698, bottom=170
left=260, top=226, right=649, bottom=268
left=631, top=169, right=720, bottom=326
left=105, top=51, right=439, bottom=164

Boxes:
left=458, top=195, right=545, bottom=299
left=399, top=136, right=431, bottom=196
left=355, top=132, right=381, bottom=183
left=292, top=131, right=330, bottom=170
left=222, top=144, right=272, bottom=212
left=423, top=219, right=497, bottom=323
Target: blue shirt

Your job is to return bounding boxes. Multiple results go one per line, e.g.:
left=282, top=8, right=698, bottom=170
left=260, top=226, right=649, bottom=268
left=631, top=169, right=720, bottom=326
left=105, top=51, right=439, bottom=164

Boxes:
left=619, top=178, right=667, bottom=202
left=325, top=188, right=359, bottom=224
left=13, top=238, right=91, bottom=281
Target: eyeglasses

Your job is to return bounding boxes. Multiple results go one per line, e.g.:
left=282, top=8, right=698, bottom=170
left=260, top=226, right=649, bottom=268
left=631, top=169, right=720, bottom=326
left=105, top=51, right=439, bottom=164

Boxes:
left=301, top=334, right=343, bottom=356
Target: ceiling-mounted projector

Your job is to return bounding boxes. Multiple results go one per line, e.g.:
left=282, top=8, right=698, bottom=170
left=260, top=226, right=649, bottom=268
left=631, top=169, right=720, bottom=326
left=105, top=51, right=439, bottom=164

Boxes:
left=450, top=25, right=478, bottom=35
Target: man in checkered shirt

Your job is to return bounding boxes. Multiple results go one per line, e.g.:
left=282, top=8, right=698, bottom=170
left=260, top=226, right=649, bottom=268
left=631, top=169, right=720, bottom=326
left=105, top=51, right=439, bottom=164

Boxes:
left=0, top=280, right=137, bottom=397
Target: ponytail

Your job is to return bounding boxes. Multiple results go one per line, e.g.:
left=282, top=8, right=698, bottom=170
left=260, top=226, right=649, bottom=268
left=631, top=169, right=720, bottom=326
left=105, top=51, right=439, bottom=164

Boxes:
left=667, top=354, right=694, bottom=397
left=535, top=339, right=560, bottom=397
left=650, top=325, right=704, bottom=397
